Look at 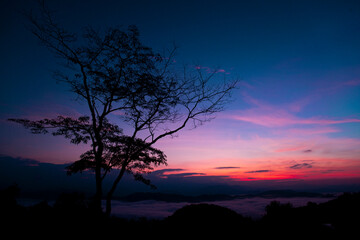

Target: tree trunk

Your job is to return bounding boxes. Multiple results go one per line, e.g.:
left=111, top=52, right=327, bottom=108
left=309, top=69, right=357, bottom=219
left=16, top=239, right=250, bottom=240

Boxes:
left=94, top=162, right=103, bottom=213
left=105, top=191, right=113, bottom=217
left=105, top=166, right=126, bottom=216
left=93, top=141, right=104, bottom=214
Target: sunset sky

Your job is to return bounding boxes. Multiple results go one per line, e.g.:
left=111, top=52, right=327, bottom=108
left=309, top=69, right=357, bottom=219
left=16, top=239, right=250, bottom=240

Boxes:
left=1, top=0, right=360, bottom=191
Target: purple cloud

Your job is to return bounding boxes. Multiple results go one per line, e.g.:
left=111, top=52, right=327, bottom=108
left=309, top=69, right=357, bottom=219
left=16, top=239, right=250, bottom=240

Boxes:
left=245, top=170, right=273, bottom=173
left=289, top=163, right=313, bottom=169
left=214, top=167, right=241, bottom=169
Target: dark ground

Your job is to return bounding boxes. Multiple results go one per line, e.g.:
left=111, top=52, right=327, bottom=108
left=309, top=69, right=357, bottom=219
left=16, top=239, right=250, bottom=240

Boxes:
left=1, top=185, right=359, bottom=238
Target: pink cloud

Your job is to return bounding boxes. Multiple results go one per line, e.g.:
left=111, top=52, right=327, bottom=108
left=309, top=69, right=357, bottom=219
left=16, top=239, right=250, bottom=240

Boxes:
left=343, top=79, right=360, bottom=86
left=239, top=81, right=254, bottom=89
left=275, top=146, right=308, bottom=153
left=274, top=127, right=340, bottom=136
left=299, top=118, right=360, bottom=125
left=228, top=94, right=360, bottom=127
left=286, top=96, right=314, bottom=113
left=231, top=112, right=360, bottom=127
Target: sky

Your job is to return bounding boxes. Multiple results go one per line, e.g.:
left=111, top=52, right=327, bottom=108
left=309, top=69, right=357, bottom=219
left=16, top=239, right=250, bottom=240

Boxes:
left=1, top=0, right=360, bottom=192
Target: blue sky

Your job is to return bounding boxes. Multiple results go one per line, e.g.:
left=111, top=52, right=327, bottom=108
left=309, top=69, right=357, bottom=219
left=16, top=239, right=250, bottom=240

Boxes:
left=1, top=0, right=359, bottom=188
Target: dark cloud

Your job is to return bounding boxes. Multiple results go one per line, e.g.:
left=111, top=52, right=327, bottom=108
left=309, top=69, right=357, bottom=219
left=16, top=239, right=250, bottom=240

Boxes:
left=321, top=169, right=343, bottom=174
left=289, top=163, right=313, bottom=169
left=150, top=169, right=207, bottom=178
left=245, top=170, right=273, bottom=173
left=303, top=149, right=312, bottom=153
left=151, top=169, right=185, bottom=176
left=166, top=172, right=206, bottom=178
left=214, top=167, right=241, bottom=169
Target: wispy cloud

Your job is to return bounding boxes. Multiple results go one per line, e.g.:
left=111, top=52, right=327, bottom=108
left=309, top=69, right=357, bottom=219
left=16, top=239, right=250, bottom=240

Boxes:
left=321, top=169, right=344, bottom=174
left=277, top=127, right=340, bottom=136
left=229, top=110, right=360, bottom=127
left=167, top=172, right=206, bottom=178
left=151, top=169, right=207, bottom=178
left=245, top=170, right=273, bottom=173
left=194, top=65, right=230, bottom=74
left=343, top=79, right=360, bottom=86
left=275, top=146, right=308, bottom=153
left=227, top=94, right=360, bottom=127
left=151, top=169, right=185, bottom=176
left=214, top=166, right=241, bottom=169
left=289, top=163, right=313, bottom=169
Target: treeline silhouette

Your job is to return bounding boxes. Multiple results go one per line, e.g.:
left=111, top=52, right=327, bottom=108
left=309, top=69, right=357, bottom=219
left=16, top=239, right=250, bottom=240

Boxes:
left=1, top=185, right=359, bottom=238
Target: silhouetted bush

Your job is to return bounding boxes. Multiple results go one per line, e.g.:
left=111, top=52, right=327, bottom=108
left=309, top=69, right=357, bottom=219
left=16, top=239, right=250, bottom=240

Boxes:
left=317, top=192, right=360, bottom=234
left=165, top=203, right=254, bottom=237
left=258, top=193, right=360, bottom=238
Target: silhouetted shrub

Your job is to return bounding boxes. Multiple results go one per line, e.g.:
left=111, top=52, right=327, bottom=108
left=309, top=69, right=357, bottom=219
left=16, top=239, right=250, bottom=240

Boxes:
left=318, top=192, right=360, bottom=234
left=165, top=203, right=253, bottom=237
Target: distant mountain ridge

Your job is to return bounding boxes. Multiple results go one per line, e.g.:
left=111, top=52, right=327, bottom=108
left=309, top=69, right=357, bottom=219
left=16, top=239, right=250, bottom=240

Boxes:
left=117, top=190, right=334, bottom=203
left=245, top=190, right=334, bottom=198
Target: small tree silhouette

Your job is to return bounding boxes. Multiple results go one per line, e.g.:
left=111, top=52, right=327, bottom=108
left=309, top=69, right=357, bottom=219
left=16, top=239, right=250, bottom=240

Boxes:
left=9, top=1, right=238, bottom=215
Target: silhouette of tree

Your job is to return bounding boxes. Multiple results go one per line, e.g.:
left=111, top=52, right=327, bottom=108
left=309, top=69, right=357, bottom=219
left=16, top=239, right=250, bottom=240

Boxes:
left=8, top=1, right=238, bottom=215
